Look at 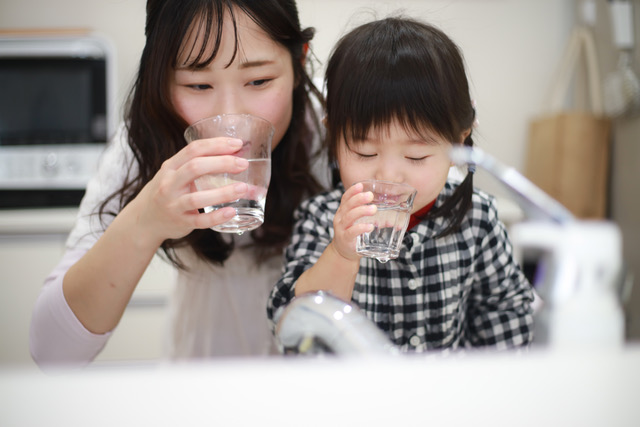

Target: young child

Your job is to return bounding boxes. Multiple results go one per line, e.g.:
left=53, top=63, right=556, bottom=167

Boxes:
left=267, top=17, right=534, bottom=352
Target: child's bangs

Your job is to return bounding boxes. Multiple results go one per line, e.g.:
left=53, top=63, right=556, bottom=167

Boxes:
left=338, top=71, right=447, bottom=146
left=328, top=17, right=468, bottom=149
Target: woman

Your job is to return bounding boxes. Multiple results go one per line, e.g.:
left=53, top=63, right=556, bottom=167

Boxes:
left=30, top=0, right=326, bottom=366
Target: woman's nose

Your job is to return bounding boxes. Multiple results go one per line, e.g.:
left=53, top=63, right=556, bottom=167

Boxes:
left=214, top=88, right=243, bottom=116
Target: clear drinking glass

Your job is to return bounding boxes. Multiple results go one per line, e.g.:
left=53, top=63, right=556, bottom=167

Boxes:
left=355, top=180, right=417, bottom=263
left=184, top=114, right=274, bottom=234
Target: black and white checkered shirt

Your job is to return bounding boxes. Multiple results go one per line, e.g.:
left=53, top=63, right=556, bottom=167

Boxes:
left=268, top=181, right=534, bottom=352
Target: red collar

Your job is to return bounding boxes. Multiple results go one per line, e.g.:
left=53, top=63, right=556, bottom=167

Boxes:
left=408, top=199, right=436, bottom=230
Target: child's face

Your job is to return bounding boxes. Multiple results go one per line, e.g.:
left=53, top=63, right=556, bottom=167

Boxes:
left=169, top=7, right=295, bottom=151
left=337, top=120, right=453, bottom=214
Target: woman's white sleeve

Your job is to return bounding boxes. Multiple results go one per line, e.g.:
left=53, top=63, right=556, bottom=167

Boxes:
left=29, top=127, right=129, bottom=368
left=29, top=248, right=112, bottom=368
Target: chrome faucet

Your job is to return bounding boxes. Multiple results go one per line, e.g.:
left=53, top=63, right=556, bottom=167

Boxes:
left=273, top=291, right=398, bottom=356
left=448, top=146, right=575, bottom=224
left=449, top=146, right=626, bottom=348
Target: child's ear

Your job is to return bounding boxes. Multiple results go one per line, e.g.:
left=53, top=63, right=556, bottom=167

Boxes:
left=450, top=130, right=471, bottom=166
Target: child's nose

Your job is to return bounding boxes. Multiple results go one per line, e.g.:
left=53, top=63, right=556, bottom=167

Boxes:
left=375, top=167, right=403, bottom=183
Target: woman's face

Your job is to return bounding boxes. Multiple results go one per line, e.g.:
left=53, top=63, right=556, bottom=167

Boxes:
left=337, top=120, right=454, bottom=213
left=170, top=8, right=295, bottom=151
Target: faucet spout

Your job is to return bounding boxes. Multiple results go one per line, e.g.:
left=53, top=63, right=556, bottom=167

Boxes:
left=274, top=291, right=398, bottom=356
left=449, top=146, right=574, bottom=224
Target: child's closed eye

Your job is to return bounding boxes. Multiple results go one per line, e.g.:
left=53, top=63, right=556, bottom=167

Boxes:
left=406, top=155, right=429, bottom=164
left=353, top=150, right=377, bottom=159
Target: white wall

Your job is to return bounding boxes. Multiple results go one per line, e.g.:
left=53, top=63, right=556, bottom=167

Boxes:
left=0, top=0, right=575, bottom=189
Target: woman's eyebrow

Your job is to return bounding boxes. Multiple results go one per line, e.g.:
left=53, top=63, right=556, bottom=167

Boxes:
left=174, top=58, right=276, bottom=71
left=175, top=64, right=204, bottom=71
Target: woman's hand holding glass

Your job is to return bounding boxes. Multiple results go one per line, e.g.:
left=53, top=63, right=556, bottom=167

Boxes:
left=130, top=136, right=250, bottom=246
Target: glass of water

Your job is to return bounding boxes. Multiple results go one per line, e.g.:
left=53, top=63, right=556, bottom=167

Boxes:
left=355, top=180, right=417, bottom=263
left=184, top=114, right=274, bottom=234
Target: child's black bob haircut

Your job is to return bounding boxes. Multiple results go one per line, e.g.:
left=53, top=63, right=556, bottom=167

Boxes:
left=324, top=17, right=476, bottom=237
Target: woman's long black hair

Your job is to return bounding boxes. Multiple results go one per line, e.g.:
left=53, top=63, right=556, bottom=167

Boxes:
left=100, top=0, right=325, bottom=268
left=324, top=17, right=476, bottom=237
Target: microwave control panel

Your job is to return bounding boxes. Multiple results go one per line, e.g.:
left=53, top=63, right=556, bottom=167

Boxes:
left=0, top=144, right=104, bottom=190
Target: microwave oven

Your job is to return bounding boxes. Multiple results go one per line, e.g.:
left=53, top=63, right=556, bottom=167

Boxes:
left=0, top=32, right=116, bottom=208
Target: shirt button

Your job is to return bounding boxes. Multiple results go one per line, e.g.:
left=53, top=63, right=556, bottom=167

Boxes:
left=412, top=233, right=420, bottom=246
left=407, top=279, right=419, bottom=290
left=409, top=335, right=421, bottom=347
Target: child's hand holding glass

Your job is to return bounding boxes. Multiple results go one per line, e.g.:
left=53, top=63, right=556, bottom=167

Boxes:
left=331, top=182, right=377, bottom=262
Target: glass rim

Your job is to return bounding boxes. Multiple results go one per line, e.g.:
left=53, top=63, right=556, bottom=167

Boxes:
left=355, top=179, right=417, bottom=195
left=184, top=113, right=275, bottom=140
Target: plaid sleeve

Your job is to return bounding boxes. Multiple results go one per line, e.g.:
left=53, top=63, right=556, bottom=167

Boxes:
left=465, top=195, right=534, bottom=349
left=266, top=189, right=341, bottom=325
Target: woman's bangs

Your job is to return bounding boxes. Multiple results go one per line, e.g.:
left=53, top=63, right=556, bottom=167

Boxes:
left=176, top=4, right=237, bottom=69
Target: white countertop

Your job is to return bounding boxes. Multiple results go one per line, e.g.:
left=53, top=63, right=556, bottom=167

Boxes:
left=0, top=207, right=78, bottom=234
left=2, top=346, right=639, bottom=426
